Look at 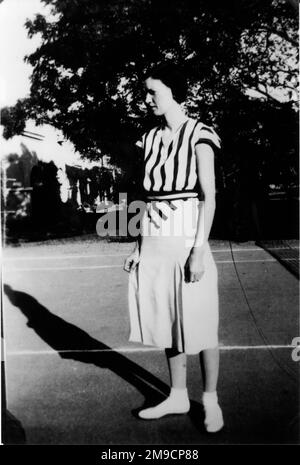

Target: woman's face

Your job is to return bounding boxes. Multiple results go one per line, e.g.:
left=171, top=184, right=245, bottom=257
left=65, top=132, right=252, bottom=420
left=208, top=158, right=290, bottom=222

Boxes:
left=144, top=77, right=174, bottom=116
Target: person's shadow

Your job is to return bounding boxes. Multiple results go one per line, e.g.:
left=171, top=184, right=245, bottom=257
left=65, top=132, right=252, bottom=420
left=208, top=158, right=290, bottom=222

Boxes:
left=3, top=284, right=205, bottom=435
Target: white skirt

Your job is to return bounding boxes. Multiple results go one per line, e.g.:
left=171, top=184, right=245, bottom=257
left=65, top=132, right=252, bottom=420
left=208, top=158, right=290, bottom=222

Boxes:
left=128, top=198, right=219, bottom=354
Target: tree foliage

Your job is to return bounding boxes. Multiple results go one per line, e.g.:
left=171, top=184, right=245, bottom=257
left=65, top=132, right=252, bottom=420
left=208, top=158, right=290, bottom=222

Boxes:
left=1, top=0, right=298, bottom=190
left=1, top=100, right=28, bottom=139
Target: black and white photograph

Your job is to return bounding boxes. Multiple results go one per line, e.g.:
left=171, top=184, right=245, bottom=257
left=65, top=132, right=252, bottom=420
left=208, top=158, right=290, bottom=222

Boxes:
left=0, top=0, right=299, bottom=453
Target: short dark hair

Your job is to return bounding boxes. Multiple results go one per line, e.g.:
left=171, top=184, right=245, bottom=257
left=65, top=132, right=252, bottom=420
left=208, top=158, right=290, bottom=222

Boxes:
left=144, top=62, right=188, bottom=103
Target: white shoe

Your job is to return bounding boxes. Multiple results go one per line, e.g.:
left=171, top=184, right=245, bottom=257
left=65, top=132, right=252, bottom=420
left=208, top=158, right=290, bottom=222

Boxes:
left=203, top=403, right=224, bottom=433
left=138, top=394, right=190, bottom=420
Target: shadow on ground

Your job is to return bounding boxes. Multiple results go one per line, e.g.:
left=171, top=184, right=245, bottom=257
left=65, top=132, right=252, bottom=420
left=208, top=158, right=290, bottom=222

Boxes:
left=2, top=409, right=27, bottom=445
left=3, top=284, right=208, bottom=443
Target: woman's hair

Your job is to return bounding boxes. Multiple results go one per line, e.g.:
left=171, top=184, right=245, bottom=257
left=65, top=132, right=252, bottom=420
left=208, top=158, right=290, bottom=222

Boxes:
left=144, top=62, right=188, bottom=103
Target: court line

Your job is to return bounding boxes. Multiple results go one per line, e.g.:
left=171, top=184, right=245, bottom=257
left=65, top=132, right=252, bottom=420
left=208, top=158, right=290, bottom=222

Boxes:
left=3, top=257, right=298, bottom=272
left=4, top=344, right=295, bottom=356
left=4, top=264, right=123, bottom=272
left=2, top=247, right=270, bottom=261
left=3, top=253, right=130, bottom=261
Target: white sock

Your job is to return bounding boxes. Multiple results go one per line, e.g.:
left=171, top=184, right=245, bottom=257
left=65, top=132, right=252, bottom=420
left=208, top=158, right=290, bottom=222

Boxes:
left=169, top=387, right=188, bottom=400
left=138, top=387, right=190, bottom=420
left=202, top=391, right=218, bottom=405
left=202, top=391, right=224, bottom=433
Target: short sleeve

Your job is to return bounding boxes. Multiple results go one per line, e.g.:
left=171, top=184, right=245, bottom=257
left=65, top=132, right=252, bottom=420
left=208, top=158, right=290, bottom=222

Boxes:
left=194, top=123, right=221, bottom=152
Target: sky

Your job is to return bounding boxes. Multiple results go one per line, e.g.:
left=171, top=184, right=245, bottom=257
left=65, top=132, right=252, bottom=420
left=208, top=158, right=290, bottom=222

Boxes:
left=0, top=0, right=89, bottom=166
left=0, top=0, right=48, bottom=106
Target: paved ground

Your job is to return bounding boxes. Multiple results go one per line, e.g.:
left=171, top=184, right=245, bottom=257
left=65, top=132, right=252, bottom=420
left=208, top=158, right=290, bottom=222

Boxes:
left=257, top=239, right=299, bottom=278
left=1, top=236, right=299, bottom=445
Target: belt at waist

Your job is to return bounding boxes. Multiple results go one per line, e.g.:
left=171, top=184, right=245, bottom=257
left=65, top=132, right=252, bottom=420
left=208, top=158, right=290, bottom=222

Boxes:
left=145, top=191, right=199, bottom=201
left=144, top=193, right=199, bottom=228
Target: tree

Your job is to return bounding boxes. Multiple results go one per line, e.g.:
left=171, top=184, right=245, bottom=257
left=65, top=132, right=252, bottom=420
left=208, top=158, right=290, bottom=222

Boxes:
left=1, top=100, right=28, bottom=139
left=1, top=0, right=298, bottom=190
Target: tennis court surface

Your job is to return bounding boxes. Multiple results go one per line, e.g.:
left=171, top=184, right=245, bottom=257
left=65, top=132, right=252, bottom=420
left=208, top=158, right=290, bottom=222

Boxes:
left=2, top=238, right=299, bottom=445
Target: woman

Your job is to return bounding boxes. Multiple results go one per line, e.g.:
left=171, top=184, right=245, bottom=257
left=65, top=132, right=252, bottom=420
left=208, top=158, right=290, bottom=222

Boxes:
left=124, top=63, right=224, bottom=433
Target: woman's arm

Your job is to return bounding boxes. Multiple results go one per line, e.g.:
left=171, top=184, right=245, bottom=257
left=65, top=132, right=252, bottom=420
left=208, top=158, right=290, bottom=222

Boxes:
left=193, top=143, right=216, bottom=248
left=124, top=237, right=141, bottom=272
left=185, top=143, right=216, bottom=282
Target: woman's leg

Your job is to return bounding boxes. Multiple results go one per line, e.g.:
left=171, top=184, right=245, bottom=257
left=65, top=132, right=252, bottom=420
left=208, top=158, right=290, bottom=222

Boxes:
left=200, top=347, right=224, bottom=432
left=199, top=347, right=219, bottom=392
left=138, top=349, right=190, bottom=419
left=166, top=348, right=187, bottom=389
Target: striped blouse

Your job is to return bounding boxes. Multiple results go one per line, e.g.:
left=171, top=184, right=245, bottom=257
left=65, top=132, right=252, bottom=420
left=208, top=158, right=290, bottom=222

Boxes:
left=136, top=118, right=221, bottom=197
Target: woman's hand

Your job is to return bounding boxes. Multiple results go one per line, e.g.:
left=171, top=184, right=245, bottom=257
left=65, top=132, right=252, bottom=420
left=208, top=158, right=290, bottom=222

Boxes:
left=184, top=247, right=205, bottom=283
left=124, top=249, right=140, bottom=272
